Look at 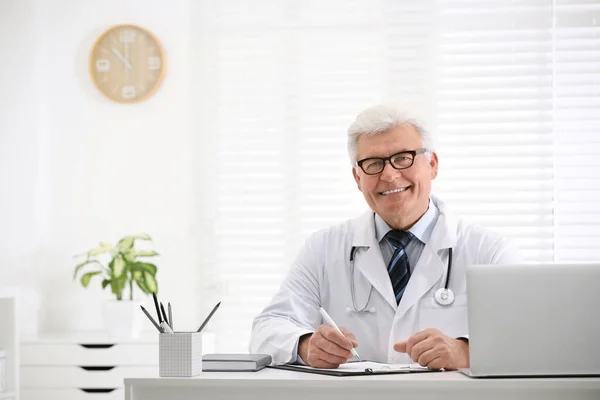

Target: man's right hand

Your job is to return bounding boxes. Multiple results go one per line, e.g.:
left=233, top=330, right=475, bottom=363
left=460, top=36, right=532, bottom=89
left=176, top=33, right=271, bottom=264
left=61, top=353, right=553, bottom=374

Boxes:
left=297, top=325, right=358, bottom=368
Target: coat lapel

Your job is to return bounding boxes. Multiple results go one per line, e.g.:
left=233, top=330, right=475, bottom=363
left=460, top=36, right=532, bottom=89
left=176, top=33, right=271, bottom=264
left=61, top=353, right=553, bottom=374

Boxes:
left=395, top=245, right=444, bottom=318
left=351, top=211, right=397, bottom=310
left=396, top=195, right=458, bottom=318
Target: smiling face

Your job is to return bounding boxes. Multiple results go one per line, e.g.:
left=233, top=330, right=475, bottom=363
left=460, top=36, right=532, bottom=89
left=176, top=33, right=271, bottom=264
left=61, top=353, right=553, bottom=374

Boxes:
left=352, top=124, right=438, bottom=230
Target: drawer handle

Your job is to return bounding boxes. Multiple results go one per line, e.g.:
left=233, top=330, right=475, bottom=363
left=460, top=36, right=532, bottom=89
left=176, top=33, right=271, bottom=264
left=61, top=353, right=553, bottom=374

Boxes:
left=79, top=344, right=115, bottom=349
left=80, top=388, right=117, bottom=393
left=79, top=366, right=116, bottom=371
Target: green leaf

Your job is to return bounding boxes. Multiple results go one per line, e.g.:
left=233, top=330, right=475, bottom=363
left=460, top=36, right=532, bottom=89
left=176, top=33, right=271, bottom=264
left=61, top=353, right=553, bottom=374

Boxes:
left=123, top=251, right=136, bottom=263
left=110, top=256, right=126, bottom=278
left=123, top=250, right=159, bottom=264
left=117, top=238, right=135, bottom=251
left=110, top=271, right=128, bottom=299
left=134, top=250, right=159, bottom=258
left=81, top=271, right=102, bottom=288
left=143, top=271, right=158, bottom=293
left=135, top=275, right=150, bottom=294
left=117, top=233, right=152, bottom=250
left=101, top=279, right=111, bottom=289
left=130, top=262, right=157, bottom=276
left=73, top=259, right=104, bottom=279
left=86, top=242, right=116, bottom=257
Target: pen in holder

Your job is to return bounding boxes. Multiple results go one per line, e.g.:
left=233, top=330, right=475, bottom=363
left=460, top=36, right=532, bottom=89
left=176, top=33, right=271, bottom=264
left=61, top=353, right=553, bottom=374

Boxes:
left=159, top=332, right=203, bottom=377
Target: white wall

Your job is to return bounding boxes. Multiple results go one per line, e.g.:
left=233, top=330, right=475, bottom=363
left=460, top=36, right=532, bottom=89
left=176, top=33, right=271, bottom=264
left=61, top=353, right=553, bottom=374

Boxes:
left=0, top=0, right=210, bottom=334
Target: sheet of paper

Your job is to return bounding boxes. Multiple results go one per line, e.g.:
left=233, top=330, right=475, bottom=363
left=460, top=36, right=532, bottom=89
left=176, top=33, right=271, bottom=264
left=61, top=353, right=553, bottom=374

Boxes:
left=291, top=361, right=429, bottom=373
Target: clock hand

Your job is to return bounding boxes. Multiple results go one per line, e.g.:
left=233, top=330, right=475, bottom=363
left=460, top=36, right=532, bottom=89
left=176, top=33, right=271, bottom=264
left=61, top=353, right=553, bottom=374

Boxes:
left=125, top=42, right=130, bottom=66
left=112, top=48, right=132, bottom=70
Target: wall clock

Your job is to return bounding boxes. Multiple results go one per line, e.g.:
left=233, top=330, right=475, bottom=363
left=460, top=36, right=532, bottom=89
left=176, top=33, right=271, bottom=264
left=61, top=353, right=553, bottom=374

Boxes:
left=89, top=24, right=166, bottom=103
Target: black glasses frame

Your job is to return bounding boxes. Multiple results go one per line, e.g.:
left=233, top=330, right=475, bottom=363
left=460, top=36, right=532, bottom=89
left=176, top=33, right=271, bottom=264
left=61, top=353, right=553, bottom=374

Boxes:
left=356, top=148, right=428, bottom=175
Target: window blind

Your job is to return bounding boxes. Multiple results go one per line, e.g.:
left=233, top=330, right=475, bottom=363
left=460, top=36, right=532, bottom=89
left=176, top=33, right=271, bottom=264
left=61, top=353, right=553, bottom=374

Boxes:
left=553, top=0, right=600, bottom=261
left=433, top=0, right=555, bottom=262
left=191, top=0, right=600, bottom=352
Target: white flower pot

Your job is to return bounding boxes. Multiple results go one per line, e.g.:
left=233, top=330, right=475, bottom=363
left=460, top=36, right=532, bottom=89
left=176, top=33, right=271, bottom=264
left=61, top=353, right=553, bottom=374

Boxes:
left=102, top=300, right=143, bottom=339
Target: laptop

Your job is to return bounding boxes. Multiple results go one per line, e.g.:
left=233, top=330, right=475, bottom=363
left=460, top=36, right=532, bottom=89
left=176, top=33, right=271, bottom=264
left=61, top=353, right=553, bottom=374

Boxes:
left=462, top=263, right=600, bottom=378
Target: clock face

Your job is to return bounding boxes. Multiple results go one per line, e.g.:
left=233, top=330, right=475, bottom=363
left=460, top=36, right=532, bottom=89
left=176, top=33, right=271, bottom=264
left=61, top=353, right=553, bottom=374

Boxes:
left=90, top=25, right=166, bottom=103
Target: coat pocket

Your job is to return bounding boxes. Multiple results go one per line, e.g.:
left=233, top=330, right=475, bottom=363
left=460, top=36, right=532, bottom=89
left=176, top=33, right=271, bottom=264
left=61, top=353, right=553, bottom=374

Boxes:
left=418, top=294, right=468, bottom=339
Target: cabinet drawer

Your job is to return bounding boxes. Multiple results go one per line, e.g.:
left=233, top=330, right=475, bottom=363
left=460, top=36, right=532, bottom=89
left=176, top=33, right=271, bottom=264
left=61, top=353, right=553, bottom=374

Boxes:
left=21, top=366, right=157, bottom=388
left=21, top=388, right=123, bottom=400
left=21, top=344, right=158, bottom=366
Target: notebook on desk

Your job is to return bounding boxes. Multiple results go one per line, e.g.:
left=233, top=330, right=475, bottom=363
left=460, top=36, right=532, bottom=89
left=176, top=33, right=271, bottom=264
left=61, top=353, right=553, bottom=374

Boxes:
left=270, top=361, right=435, bottom=376
left=202, top=354, right=272, bottom=372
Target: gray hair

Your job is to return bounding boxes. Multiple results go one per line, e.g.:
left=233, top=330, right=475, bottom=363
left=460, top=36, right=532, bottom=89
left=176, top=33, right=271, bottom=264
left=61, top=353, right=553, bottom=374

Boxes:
left=347, top=103, right=435, bottom=165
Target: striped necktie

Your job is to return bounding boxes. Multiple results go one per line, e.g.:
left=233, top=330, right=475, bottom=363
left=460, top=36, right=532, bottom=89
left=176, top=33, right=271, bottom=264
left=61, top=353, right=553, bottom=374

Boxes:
left=385, top=230, right=414, bottom=305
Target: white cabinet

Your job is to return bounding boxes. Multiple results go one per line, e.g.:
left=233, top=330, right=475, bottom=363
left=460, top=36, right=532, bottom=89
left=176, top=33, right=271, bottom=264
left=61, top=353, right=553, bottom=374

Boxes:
left=0, top=296, right=18, bottom=400
left=20, top=334, right=158, bottom=400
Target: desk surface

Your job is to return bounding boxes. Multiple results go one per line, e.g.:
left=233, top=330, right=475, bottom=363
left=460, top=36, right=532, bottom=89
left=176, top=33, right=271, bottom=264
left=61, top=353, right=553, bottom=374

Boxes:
left=125, top=368, right=600, bottom=400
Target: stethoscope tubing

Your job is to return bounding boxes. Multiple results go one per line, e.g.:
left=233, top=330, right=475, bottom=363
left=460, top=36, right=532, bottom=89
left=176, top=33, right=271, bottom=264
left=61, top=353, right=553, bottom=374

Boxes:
left=349, top=245, right=454, bottom=312
left=445, top=248, right=452, bottom=290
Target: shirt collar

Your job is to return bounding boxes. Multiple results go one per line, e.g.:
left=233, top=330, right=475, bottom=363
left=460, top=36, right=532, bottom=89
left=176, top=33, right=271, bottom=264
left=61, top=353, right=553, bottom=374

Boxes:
left=375, top=198, right=439, bottom=245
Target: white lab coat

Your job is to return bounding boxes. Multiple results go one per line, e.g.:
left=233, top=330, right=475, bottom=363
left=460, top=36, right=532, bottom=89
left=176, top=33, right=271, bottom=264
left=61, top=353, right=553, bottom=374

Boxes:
left=249, top=195, right=522, bottom=365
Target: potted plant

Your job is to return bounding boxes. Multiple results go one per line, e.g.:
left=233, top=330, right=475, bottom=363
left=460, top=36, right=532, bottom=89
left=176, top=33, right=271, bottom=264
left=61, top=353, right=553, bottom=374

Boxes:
left=73, top=233, right=159, bottom=339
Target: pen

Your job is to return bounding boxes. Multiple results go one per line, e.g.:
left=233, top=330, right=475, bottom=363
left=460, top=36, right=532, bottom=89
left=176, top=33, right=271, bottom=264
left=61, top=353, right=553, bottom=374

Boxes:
left=318, top=307, right=361, bottom=361
left=196, top=301, right=221, bottom=332
left=160, top=302, right=169, bottom=327
left=152, top=292, right=163, bottom=324
left=140, top=305, right=162, bottom=333
left=168, top=302, right=173, bottom=330
left=160, top=321, right=174, bottom=334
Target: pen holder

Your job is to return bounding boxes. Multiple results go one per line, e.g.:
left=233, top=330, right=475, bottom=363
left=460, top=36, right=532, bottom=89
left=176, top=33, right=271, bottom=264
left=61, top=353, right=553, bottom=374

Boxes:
left=159, top=332, right=203, bottom=377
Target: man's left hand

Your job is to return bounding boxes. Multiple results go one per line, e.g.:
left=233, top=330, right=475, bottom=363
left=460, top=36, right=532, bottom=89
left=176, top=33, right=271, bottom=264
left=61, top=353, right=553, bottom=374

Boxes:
left=393, top=328, right=469, bottom=370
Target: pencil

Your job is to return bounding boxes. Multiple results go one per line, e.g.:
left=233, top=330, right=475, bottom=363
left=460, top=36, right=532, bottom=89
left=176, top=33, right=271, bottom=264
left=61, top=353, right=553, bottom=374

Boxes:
left=152, top=292, right=162, bottom=324
left=140, top=305, right=162, bottom=332
left=196, top=301, right=221, bottom=332
left=160, top=302, right=169, bottom=327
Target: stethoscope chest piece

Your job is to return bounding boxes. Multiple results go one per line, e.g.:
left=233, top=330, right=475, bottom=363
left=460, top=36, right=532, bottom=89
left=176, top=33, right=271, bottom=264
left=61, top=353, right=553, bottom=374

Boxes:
left=434, top=287, right=455, bottom=306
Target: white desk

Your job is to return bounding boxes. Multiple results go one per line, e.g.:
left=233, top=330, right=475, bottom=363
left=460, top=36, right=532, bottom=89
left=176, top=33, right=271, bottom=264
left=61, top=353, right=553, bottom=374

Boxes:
left=125, top=368, right=600, bottom=400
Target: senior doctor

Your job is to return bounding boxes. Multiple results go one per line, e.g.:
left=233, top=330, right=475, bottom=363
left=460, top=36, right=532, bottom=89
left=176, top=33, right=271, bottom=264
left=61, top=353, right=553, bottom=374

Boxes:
left=249, top=103, right=522, bottom=370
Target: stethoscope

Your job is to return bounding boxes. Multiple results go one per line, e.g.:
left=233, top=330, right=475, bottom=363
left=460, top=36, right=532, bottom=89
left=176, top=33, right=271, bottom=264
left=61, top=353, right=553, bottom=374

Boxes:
left=347, top=246, right=455, bottom=314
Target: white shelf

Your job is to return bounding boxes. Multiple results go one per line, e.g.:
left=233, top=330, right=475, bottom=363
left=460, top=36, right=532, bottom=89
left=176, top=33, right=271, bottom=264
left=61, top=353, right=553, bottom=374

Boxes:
left=21, top=332, right=158, bottom=345
left=0, top=295, right=18, bottom=400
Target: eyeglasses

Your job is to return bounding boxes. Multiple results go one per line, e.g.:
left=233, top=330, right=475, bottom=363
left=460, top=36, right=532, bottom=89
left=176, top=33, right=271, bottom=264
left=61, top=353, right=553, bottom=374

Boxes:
left=356, top=148, right=428, bottom=175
